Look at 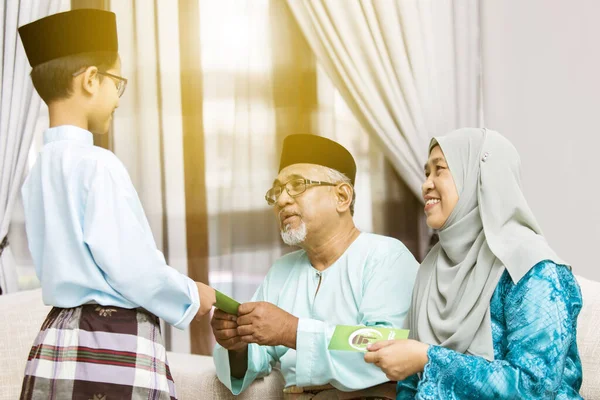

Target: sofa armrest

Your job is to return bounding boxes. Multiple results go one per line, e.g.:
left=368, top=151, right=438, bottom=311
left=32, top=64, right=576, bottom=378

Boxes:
left=575, top=275, right=600, bottom=399
left=167, top=351, right=285, bottom=399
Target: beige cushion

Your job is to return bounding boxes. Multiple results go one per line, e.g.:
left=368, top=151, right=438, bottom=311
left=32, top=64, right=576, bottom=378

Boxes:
left=0, top=288, right=51, bottom=400
left=168, top=351, right=285, bottom=399
left=576, top=275, right=600, bottom=399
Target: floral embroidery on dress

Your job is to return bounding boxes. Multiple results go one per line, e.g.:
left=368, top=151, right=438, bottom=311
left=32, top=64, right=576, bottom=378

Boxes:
left=95, top=306, right=117, bottom=317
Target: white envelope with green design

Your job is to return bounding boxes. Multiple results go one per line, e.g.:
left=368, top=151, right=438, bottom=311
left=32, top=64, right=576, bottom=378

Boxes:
left=328, top=325, right=410, bottom=352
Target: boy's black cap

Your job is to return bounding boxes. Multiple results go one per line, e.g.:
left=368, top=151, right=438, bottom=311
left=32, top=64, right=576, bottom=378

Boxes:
left=18, top=9, right=118, bottom=68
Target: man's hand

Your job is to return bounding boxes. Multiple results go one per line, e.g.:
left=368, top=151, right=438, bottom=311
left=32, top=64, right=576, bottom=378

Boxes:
left=236, top=302, right=298, bottom=348
left=196, top=282, right=216, bottom=318
left=210, top=309, right=248, bottom=352
left=363, top=339, right=430, bottom=381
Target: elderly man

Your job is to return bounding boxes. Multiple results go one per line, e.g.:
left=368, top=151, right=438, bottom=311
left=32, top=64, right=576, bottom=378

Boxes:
left=211, top=134, right=419, bottom=398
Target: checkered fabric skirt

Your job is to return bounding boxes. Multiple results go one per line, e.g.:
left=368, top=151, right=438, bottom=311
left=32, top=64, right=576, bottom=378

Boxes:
left=20, top=305, right=177, bottom=400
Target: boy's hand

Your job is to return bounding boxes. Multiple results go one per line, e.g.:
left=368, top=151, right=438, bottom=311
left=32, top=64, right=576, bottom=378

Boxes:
left=196, top=282, right=216, bottom=317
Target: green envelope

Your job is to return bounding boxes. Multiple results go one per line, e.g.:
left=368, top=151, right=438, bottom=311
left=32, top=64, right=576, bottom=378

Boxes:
left=215, top=290, right=241, bottom=315
left=328, top=325, right=410, bottom=352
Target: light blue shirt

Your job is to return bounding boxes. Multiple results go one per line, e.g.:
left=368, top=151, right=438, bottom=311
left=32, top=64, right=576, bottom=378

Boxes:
left=21, top=125, right=199, bottom=329
left=214, top=232, right=419, bottom=393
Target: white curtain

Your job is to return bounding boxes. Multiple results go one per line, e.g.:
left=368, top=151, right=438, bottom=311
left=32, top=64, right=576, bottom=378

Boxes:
left=286, top=0, right=482, bottom=199
left=200, top=0, right=284, bottom=302
left=110, top=0, right=191, bottom=353
left=0, top=0, right=68, bottom=294
left=112, top=0, right=287, bottom=352
left=317, top=64, right=429, bottom=259
left=316, top=65, right=377, bottom=233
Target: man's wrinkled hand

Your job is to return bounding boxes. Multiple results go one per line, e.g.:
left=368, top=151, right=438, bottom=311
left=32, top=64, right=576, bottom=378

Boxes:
left=210, top=309, right=247, bottom=352
left=236, top=302, right=298, bottom=348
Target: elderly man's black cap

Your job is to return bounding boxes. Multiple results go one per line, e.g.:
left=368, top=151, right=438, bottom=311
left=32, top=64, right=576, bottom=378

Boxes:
left=279, top=134, right=356, bottom=185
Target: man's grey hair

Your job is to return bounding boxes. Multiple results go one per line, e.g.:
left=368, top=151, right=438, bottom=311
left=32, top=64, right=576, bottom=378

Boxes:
left=324, top=167, right=356, bottom=216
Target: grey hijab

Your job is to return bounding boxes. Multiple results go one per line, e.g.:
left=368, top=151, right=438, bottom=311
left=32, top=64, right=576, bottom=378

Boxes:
left=406, top=128, right=567, bottom=360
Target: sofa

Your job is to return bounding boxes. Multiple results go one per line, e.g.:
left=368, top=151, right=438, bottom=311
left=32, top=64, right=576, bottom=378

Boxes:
left=1, top=274, right=599, bottom=399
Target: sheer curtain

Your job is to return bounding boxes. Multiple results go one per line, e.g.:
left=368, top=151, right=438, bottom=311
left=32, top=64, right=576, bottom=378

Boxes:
left=286, top=0, right=482, bottom=199
left=200, top=0, right=284, bottom=302
left=2, top=0, right=70, bottom=294
left=316, top=66, right=425, bottom=257
left=110, top=0, right=193, bottom=353
left=109, top=0, right=282, bottom=355
left=107, top=0, right=282, bottom=354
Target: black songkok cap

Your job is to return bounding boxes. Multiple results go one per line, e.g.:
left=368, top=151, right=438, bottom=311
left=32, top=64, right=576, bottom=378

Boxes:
left=279, top=134, right=357, bottom=185
left=18, top=9, right=118, bottom=68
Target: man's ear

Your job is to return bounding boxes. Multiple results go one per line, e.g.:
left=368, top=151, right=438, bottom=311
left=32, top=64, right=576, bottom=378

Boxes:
left=79, top=66, right=99, bottom=96
left=335, top=183, right=353, bottom=213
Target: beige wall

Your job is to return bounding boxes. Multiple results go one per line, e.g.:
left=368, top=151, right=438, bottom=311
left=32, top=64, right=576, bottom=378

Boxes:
left=481, top=0, right=600, bottom=281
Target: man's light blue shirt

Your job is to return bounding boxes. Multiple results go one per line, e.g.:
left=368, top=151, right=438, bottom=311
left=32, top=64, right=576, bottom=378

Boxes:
left=213, top=232, right=419, bottom=393
left=21, top=125, right=199, bottom=329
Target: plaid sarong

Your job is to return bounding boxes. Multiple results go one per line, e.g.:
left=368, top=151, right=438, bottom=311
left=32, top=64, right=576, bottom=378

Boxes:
left=20, top=304, right=177, bottom=399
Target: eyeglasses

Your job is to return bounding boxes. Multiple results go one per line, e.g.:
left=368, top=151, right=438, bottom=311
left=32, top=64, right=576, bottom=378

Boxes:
left=98, top=71, right=127, bottom=97
left=265, top=178, right=337, bottom=206
left=72, top=68, right=128, bottom=97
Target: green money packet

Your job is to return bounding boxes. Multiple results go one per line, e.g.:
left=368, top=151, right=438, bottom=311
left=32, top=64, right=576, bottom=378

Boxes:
left=215, top=290, right=241, bottom=315
left=328, top=325, right=410, bottom=352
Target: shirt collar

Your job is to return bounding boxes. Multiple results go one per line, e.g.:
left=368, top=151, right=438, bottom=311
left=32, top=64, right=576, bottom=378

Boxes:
left=43, top=125, right=94, bottom=146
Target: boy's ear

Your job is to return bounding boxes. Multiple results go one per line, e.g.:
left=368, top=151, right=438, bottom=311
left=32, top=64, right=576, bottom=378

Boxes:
left=79, top=66, right=99, bottom=96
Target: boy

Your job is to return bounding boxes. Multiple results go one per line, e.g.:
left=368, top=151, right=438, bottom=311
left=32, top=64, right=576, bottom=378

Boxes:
left=18, top=9, right=214, bottom=399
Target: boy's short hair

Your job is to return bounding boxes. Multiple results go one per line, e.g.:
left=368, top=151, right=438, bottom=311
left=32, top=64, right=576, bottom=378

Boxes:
left=31, top=51, right=118, bottom=105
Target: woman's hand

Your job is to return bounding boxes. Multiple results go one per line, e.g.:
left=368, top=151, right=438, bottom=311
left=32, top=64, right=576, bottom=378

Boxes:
left=364, top=339, right=430, bottom=381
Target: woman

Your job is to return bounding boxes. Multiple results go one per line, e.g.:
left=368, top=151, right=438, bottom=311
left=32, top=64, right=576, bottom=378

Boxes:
left=365, top=128, right=583, bottom=399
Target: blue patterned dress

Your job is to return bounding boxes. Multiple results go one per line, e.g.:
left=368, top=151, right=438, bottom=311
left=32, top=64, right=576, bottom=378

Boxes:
left=397, top=260, right=583, bottom=399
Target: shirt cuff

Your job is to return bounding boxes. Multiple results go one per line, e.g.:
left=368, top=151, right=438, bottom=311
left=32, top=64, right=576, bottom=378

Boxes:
left=295, top=318, right=330, bottom=387
left=171, top=277, right=199, bottom=330
left=213, top=343, right=267, bottom=395
left=417, top=345, right=453, bottom=396
left=396, top=374, right=419, bottom=399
